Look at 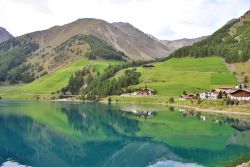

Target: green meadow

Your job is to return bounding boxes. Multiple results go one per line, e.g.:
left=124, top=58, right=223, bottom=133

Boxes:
left=0, top=57, right=237, bottom=100
left=134, top=57, right=237, bottom=96
left=0, top=59, right=122, bottom=99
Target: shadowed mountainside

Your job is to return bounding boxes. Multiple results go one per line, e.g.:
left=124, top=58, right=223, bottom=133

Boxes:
left=0, top=27, right=13, bottom=43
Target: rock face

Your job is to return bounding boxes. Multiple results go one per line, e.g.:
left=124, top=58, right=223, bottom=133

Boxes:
left=0, top=19, right=206, bottom=60
left=0, top=27, right=13, bottom=43
left=21, top=18, right=171, bottom=60
left=161, top=36, right=208, bottom=51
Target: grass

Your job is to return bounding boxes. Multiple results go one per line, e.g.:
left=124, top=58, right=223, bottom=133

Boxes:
left=0, top=57, right=238, bottom=100
left=23, top=60, right=90, bottom=94
left=0, top=59, right=122, bottom=99
left=229, top=62, right=250, bottom=88
left=133, top=57, right=237, bottom=96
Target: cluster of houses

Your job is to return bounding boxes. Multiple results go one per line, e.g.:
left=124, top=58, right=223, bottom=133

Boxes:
left=179, top=86, right=250, bottom=101
left=121, top=86, right=250, bottom=101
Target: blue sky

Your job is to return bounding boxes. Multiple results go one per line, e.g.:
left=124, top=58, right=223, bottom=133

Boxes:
left=0, top=0, right=249, bottom=40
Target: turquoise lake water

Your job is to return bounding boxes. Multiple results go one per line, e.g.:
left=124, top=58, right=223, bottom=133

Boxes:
left=0, top=101, right=249, bottom=167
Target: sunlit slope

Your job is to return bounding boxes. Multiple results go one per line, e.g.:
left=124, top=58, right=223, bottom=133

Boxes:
left=135, top=57, right=237, bottom=96
left=0, top=59, right=122, bottom=99
left=23, top=59, right=122, bottom=94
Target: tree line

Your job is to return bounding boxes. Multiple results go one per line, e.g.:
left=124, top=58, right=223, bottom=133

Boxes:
left=61, top=60, right=155, bottom=100
left=169, top=19, right=250, bottom=63
left=0, top=39, right=39, bottom=83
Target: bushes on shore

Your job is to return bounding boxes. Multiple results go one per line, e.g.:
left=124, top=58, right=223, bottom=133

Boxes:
left=225, top=98, right=240, bottom=105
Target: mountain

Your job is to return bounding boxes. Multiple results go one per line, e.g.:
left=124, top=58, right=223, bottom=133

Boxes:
left=161, top=36, right=208, bottom=50
left=170, top=10, right=250, bottom=63
left=111, top=22, right=171, bottom=59
left=19, top=18, right=171, bottom=60
left=0, top=27, right=13, bottom=43
left=146, top=34, right=207, bottom=51
left=0, top=18, right=171, bottom=84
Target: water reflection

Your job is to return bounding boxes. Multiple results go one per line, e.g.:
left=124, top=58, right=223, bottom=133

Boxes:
left=61, top=104, right=139, bottom=136
left=0, top=101, right=249, bottom=167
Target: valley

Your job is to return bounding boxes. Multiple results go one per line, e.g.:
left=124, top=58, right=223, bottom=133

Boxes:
left=0, top=10, right=249, bottom=114
left=0, top=1, right=250, bottom=167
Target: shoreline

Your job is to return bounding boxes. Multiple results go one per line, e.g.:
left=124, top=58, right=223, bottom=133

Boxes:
left=1, top=97, right=250, bottom=116
left=236, top=160, right=250, bottom=167
left=99, top=100, right=250, bottom=116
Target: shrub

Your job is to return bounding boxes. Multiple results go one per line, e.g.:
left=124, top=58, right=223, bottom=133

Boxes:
left=217, top=91, right=223, bottom=99
left=244, top=76, right=248, bottom=84
left=168, top=97, right=175, bottom=103
left=196, top=112, right=201, bottom=119
left=235, top=100, right=240, bottom=105
left=226, top=98, right=231, bottom=105
left=108, top=97, right=112, bottom=104
left=168, top=106, right=175, bottom=111
left=197, top=98, right=202, bottom=104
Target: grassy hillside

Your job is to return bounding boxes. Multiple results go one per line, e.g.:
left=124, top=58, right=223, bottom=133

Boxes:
left=0, top=57, right=237, bottom=99
left=229, top=62, right=250, bottom=88
left=129, top=57, right=237, bottom=96
left=22, top=60, right=90, bottom=94
left=170, top=11, right=250, bottom=63
left=0, top=59, right=122, bottom=99
left=0, top=34, right=125, bottom=84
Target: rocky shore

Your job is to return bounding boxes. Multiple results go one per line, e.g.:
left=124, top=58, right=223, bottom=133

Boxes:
left=236, top=160, right=250, bottom=167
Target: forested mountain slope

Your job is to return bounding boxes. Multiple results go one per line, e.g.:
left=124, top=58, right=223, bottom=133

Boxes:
left=0, top=34, right=124, bottom=84
left=170, top=10, right=250, bottom=63
left=0, top=18, right=172, bottom=84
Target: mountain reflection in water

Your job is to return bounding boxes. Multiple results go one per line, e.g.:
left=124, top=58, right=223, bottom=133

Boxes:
left=0, top=101, right=250, bottom=167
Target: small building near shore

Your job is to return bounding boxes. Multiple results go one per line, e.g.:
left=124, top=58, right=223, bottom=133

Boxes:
left=121, top=87, right=155, bottom=96
left=228, top=89, right=250, bottom=101
left=179, top=93, right=198, bottom=100
left=142, top=64, right=155, bottom=69
left=137, top=88, right=154, bottom=95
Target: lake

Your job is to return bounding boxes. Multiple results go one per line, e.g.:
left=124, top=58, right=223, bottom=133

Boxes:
left=0, top=101, right=249, bottom=167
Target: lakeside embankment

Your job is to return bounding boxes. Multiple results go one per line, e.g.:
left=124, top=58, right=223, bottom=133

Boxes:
left=1, top=93, right=250, bottom=117
left=236, top=160, right=250, bottom=167
left=102, top=95, right=250, bottom=116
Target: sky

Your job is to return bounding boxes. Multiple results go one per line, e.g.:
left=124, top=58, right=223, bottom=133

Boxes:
left=0, top=0, right=250, bottom=40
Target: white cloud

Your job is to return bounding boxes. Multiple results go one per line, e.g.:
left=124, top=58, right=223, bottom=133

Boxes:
left=0, top=0, right=249, bottom=39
